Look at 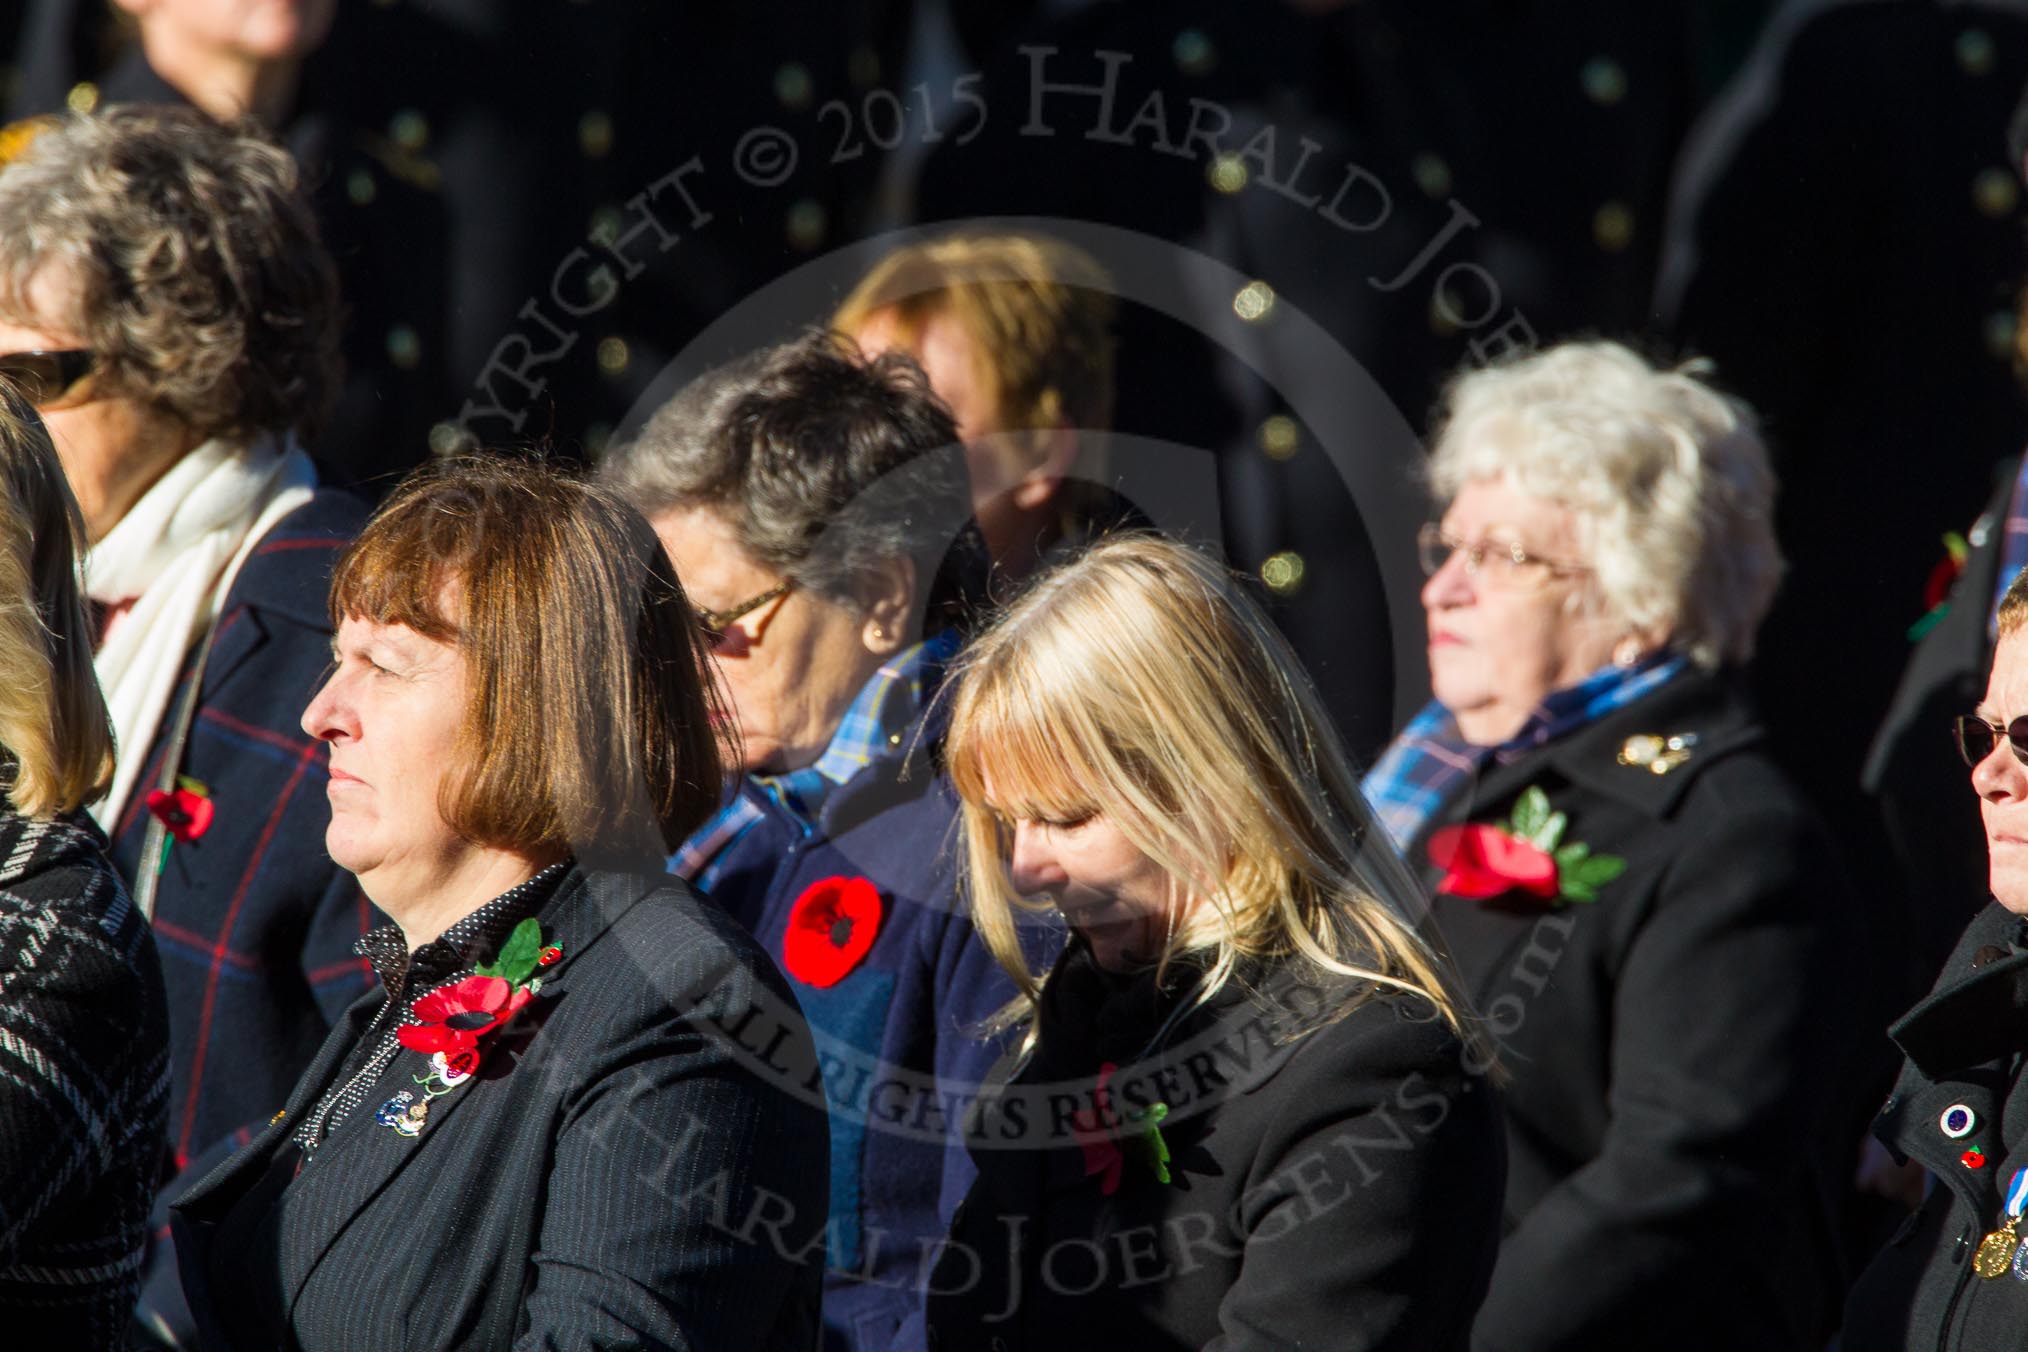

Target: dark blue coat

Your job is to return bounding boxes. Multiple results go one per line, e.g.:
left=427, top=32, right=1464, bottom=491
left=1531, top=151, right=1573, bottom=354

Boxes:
left=104, top=491, right=385, bottom=1334
left=699, top=732, right=1055, bottom=1352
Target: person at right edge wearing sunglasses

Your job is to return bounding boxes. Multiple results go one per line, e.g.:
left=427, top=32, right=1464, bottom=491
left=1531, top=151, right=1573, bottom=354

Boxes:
left=1845, top=566, right=2028, bottom=1346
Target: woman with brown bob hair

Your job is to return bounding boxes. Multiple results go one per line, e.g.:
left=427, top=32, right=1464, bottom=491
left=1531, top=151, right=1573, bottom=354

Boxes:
left=0, top=391, right=169, bottom=1348
left=170, top=454, right=829, bottom=1351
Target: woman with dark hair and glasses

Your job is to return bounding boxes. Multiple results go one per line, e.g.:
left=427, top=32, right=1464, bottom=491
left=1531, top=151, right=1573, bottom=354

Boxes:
left=1845, top=570, right=2028, bottom=1346
left=1362, top=340, right=1875, bottom=1350
left=0, top=105, right=373, bottom=1341
left=601, top=330, right=1039, bottom=1352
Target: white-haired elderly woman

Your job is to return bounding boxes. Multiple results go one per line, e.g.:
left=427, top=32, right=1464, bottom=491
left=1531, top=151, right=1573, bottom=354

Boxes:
left=0, top=105, right=373, bottom=1340
left=1362, top=340, right=1867, bottom=1351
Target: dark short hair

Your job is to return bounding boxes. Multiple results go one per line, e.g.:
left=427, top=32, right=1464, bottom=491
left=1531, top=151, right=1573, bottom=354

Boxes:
left=0, top=104, right=341, bottom=443
left=600, top=330, right=973, bottom=610
left=330, top=453, right=724, bottom=858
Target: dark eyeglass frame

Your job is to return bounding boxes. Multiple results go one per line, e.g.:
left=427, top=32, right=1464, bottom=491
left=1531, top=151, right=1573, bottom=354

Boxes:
left=1954, top=713, right=2028, bottom=768
left=1416, top=523, right=1588, bottom=583
left=695, top=580, right=793, bottom=648
left=0, top=350, right=95, bottom=408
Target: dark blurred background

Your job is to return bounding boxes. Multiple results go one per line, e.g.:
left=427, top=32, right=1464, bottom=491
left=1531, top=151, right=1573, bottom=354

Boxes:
left=11, top=0, right=2028, bottom=965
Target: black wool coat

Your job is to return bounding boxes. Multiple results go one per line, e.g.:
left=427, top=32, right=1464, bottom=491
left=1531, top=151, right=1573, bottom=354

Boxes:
left=1845, top=902, right=2028, bottom=1351
left=172, top=864, right=829, bottom=1351
left=924, top=940, right=1506, bottom=1351
left=1403, top=667, right=1879, bottom=1351
left=0, top=810, right=169, bottom=1349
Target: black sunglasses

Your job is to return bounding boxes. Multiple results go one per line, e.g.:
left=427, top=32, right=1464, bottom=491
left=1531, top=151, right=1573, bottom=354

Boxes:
left=1954, top=713, right=2028, bottom=768
left=0, top=350, right=95, bottom=407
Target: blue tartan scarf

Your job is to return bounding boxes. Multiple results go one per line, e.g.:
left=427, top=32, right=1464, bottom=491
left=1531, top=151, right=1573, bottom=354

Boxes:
left=1993, top=457, right=2028, bottom=639
left=1363, top=653, right=1689, bottom=850
left=670, top=630, right=959, bottom=890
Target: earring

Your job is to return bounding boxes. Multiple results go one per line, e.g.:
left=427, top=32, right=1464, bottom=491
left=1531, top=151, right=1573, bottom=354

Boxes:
left=871, top=625, right=887, bottom=643
left=1613, top=638, right=1642, bottom=669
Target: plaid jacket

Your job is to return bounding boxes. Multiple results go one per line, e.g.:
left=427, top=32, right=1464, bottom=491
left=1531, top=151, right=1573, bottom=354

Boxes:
left=0, top=809, right=170, bottom=1349
left=105, top=492, right=385, bottom=1336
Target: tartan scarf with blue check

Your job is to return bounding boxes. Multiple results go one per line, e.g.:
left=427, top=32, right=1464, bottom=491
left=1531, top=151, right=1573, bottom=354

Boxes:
left=1992, top=457, right=2028, bottom=637
left=1363, top=652, right=1688, bottom=851
left=671, top=629, right=960, bottom=890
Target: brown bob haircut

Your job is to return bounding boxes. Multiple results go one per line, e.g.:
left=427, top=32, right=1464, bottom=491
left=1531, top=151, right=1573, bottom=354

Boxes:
left=329, top=454, right=724, bottom=859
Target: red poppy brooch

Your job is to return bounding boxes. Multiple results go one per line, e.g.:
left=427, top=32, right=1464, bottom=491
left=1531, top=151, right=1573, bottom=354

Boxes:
left=146, top=775, right=214, bottom=844
left=1071, top=1062, right=1173, bottom=1195
left=1428, top=786, right=1628, bottom=906
left=381, top=918, right=558, bottom=1137
left=783, top=876, right=882, bottom=987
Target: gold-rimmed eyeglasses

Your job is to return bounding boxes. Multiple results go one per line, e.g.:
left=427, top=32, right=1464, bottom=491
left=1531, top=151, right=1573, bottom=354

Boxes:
left=695, top=580, right=793, bottom=655
left=1417, top=524, right=1588, bottom=588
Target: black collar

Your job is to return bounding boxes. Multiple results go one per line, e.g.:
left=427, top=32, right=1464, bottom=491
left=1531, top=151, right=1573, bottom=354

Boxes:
left=1891, top=903, right=2028, bottom=1077
left=1465, top=665, right=1766, bottom=825
left=353, top=858, right=572, bottom=1003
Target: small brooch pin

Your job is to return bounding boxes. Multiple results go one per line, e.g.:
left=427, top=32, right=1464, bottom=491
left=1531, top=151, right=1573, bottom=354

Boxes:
left=1617, top=733, right=1698, bottom=775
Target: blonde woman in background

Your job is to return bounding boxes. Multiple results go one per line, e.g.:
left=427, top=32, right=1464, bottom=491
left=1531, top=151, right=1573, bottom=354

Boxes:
left=836, top=231, right=1122, bottom=579
left=0, top=391, right=168, bottom=1348
left=925, top=533, right=1502, bottom=1351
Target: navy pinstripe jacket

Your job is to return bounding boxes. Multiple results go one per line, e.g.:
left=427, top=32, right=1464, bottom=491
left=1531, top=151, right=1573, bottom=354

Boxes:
left=172, top=862, right=829, bottom=1351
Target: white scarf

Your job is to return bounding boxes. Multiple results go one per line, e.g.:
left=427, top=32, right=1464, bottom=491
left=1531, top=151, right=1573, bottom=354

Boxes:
left=87, top=434, right=318, bottom=829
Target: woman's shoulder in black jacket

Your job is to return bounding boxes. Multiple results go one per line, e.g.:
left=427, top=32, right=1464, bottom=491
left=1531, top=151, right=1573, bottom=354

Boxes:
left=929, top=969, right=1504, bottom=1352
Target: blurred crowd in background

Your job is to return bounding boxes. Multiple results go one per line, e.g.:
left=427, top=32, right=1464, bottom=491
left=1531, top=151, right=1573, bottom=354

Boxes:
left=9, top=2, right=2028, bottom=1348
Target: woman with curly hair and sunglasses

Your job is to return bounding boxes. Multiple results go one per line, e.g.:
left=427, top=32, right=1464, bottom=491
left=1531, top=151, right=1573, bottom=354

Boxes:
left=925, top=533, right=1502, bottom=1350
left=0, top=104, right=374, bottom=1340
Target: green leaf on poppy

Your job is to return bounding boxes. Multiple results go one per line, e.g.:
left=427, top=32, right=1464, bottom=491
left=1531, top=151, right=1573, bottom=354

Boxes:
left=1560, top=879, right=1599, bottom=903
left=1572, top=855, right=1628, bottom=889
left=1130, top=1102, right=1172, bottom=1184
left=1535, top=810, right=1568, bottom=852
left=1510, top=787, right=1552, bottom=841
left=1553, top=841, right=1591, bottom=870
left=478, top=917, right=544, bottom=986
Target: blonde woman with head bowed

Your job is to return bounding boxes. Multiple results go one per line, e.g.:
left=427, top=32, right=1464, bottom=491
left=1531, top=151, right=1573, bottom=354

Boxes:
left=0, top=391, right=169, bottom=1348
left=925, top=533, right=1503, bottom=1350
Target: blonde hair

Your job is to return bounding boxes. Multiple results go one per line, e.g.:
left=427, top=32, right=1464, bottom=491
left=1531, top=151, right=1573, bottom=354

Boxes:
left=834, top=232, right=1116, bottom=437
left=1998, top=566, right=2028, bottom=640
left=0, top=392, right=114, bottom=816
left=1429, top=340, right=1781, bottom=668
left=945, top=534, right=1462, bottom=1037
